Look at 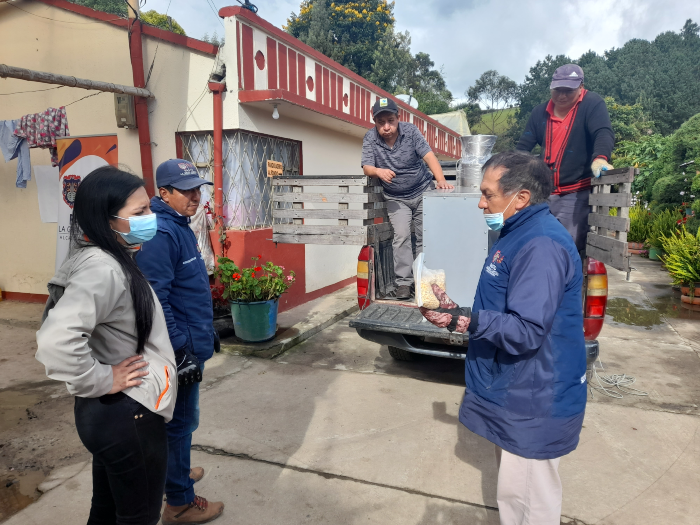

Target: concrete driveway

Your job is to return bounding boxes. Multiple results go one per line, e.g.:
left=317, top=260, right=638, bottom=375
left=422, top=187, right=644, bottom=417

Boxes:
left=2, top=256, right=700, bottom=524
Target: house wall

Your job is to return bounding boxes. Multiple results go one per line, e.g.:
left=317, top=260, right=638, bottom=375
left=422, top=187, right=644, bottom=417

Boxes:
left=0, top=1, right=214, bottom=296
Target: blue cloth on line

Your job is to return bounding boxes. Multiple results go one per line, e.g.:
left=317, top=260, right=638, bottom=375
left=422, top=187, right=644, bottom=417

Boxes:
left=0, top=120, right=31, bottom=188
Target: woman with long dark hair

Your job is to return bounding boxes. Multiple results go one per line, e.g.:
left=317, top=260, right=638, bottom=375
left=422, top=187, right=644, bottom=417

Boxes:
left=36, top=166, right=177, bottom=525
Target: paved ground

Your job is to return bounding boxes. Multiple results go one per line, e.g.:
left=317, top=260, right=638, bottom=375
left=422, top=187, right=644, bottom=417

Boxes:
left=1, top=256, right=699, bottom=524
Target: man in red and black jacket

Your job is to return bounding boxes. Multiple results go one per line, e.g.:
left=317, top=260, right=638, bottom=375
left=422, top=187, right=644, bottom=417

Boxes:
left=516, top=64, right=614, bottom=254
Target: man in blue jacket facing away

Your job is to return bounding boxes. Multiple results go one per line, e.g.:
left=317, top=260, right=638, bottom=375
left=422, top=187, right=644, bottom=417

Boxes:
left=421, top=151, right=586, bottom=524
left=137, top=159, right=224, bottom=525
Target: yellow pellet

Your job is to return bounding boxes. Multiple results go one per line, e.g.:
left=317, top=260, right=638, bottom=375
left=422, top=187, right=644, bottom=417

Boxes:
left=420, top=271, right=446, bottom=309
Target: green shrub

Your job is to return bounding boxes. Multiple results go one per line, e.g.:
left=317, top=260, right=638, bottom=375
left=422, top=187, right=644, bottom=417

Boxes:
left=648, top=113, right=700, bottom=201
left=686, top=216, right=700, bottom=236
left=651, top=174, right=691, bottom=208
left=660, top=226, right=700, bottom=288
left=648, top=208, right=682, bottom=249
left=628, top=204, right=653, bottom=243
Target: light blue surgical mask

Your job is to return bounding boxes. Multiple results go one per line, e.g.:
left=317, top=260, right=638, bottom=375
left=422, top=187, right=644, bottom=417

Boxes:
left=112, top=214, right=157, bottom=245
left=483, top=193, right=520, bottom=231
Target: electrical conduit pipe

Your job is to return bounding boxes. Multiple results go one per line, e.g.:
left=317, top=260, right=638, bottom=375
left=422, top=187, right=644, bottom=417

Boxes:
left=208, top=82, right=226, bottom=262
left=127, top=1, right=155, bottom=196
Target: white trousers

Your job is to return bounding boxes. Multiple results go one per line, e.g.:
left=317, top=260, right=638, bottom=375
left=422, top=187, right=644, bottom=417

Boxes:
left=495, top=445, right=562, bottom=525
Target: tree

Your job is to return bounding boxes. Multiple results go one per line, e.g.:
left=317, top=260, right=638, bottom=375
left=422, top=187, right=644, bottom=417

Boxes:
left=67, top=0, right=126, bottom=15
left=140, top=10, right=186, bottom=35
left=285, top=0, right=395, bottom=78
left=466, top=70, right=518, bottom=135
left=510, top=20, right=700, bottom=140
left=605, top=97, right=654, bottom=143
left=287, top=0, right=452, bottom=111
left=201, top=31, right=225, bottom=46
left=68, top=1, right=186, bottom=36
left=453, top=101, right=482, bottom=130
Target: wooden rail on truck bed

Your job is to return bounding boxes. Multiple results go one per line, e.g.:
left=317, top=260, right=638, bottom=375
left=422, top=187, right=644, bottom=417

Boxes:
left=271, top=175, right=389, bottom=245
left=586, top=167, right=638, bottom=278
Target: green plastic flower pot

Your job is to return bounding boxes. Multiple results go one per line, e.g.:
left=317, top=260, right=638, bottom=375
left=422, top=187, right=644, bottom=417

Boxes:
left=230, top=299, right=279, bottom=342
left=648, top=247, right=662, bottom=261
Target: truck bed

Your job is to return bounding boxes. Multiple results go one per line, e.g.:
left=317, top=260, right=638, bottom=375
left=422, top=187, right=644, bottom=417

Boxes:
left=350, top=303, right=467, bottom=346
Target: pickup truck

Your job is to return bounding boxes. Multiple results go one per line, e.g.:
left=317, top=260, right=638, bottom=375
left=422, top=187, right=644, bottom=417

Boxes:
left=269, top=166, right=635, bottom=368
left=348, top=184, right=608, bottom=366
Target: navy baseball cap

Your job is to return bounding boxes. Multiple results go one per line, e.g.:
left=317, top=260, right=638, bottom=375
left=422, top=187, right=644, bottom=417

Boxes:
left=550, top=64, right=584, bottom=89
left=372, top=97, right=399, bottom=118
left=156, top=159, right=213, bottom=190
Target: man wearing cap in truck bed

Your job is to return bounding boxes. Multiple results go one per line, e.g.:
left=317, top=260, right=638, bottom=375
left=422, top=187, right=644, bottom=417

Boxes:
left=362, top=97, right=454, bottom=300
left=516, top=64, right=615, bottom=256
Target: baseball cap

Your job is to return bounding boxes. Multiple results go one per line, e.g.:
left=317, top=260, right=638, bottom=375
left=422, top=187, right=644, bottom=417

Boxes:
left=156, top=159, right=213, bottom=190
left=550, top=64, right=584, bottom=90
left=372, top=97, right=399, bottom=118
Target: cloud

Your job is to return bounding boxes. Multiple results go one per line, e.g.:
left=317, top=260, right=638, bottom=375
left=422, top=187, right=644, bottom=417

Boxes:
left=393, top=0, right=700, bottom=97
left=144, top=0, right=700, bottom=99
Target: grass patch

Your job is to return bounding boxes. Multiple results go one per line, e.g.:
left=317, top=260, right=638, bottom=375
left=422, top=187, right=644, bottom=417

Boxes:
left=470, top=107, right=518, bottom=135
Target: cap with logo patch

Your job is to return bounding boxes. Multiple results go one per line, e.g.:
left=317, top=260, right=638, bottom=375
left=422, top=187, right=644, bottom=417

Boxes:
left=156, top=159, right=214, bottom=190
left=550, top=64, right=584, bottom=90
left=371, top=97, right=399, bottom=118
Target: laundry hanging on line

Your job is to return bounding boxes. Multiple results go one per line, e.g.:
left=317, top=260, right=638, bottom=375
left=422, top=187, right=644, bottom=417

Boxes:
left=14, top=106, right=70, bottom=167
left=0, top=119, right=31, bottom=188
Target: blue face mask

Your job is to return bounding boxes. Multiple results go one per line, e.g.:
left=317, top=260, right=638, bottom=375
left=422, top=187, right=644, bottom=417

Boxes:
left=483, top=193, right=519, bottom=231
left=112, top=214, right=157, bottom=245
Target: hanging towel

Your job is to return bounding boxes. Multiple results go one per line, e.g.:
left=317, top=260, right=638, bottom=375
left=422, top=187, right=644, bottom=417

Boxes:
left=14, top=106, right=69, bottom=167
left=0, top=120, right=32, bottom=188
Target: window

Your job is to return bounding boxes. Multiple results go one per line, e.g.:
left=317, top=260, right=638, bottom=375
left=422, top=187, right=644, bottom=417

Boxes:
left=179, top=130, right=301, bottom=229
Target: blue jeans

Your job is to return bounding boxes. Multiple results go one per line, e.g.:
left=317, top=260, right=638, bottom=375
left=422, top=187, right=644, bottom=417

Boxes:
left=165, top=373, right=201, bottom=506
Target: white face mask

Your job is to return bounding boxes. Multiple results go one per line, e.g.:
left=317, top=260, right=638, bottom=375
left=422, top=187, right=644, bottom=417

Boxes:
left=483, top=192, right=520, bottom=231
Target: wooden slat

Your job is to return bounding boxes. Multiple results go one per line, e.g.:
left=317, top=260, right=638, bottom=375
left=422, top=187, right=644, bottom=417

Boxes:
left=590, top=167, right=637, bottom=185
left=273, top=224, right=371, bottom=235
left=588, top=192, right=632, bottom=208
left=586, top=244, right=628, bottom=272
left=272, top=177, right=369, bottom=186
left=273, top=192, right=384, bottom=203
left=587, top=213, right=630, bottom=233
left=587, top=233, right=626, bottom=252
left=586, top=233, right=629, bottom=271
left=272, top=233, right=367, bottom=245
left=274, top=208, right=388, bottom=219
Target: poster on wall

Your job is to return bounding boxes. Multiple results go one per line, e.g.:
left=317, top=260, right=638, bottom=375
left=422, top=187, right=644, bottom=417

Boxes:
left=55, top=135, right=118, bottom=271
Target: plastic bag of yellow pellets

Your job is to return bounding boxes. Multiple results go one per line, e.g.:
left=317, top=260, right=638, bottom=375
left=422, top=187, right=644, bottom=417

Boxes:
left=413, top=253, right=446, bottom=309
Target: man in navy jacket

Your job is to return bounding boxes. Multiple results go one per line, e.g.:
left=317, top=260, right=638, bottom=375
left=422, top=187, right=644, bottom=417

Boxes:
left=421, top=151, right=586, bottom=524
left=137, top=160, right=224, bottom=524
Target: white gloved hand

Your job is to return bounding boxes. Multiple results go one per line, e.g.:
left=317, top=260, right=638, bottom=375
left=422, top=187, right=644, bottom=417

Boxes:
left=591, top=158, right=613, bottom=178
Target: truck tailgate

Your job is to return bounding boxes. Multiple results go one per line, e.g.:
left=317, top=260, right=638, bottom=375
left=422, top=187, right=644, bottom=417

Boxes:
left=349, top=303, right=465, bottom=344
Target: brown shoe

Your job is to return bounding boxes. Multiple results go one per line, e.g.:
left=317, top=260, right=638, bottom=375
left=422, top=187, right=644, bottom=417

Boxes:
left=189, top=467, right=204, bottom=482
left=162, top=495, right=224, bottom=524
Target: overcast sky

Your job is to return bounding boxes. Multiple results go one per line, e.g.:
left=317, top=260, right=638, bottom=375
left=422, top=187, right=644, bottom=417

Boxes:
left=145, top=0, right=700, bottom=100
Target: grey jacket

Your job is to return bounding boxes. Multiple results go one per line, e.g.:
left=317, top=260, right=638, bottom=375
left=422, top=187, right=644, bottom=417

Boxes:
left=36, top=247, right=177, bottom=421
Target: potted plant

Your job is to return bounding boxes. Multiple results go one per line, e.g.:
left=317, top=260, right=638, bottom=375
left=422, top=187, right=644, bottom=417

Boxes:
left=660, top=226, right=700, bottom=310
left=628, top=204, right=652, bottom=254
left=216, top=256, right=296, bottom=342
left=648, top=209, right=682, bottom=260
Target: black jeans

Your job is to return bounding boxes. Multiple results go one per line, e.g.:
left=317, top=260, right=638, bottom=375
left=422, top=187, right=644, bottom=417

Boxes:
left=74, top=392, right=168, bottom=525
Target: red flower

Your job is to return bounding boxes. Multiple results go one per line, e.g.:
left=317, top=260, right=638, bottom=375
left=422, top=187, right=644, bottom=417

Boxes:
left=233, top=273, right=241, bottom=281
left=257, top=254, right=262, bottom=259
left=254, top=266, right=262, bottom=272
left=251, top=272, right=256, bottom=278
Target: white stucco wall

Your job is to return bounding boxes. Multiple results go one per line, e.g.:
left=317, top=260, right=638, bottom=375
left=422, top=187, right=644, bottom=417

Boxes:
left=0, top=1, right=214, bottom=295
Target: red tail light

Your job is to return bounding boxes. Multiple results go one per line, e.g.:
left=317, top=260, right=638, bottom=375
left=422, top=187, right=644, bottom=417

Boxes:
left=357, top=245, right=373, bottom=310
left=583, top=257, right=607, bottom=340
